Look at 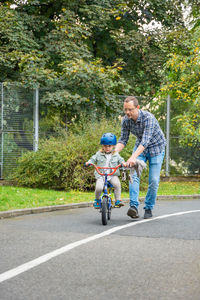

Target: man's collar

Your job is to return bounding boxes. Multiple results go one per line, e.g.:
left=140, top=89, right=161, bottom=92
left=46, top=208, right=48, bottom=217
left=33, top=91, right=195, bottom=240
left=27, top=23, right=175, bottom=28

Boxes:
left=136, top=109, right=141, bottom=123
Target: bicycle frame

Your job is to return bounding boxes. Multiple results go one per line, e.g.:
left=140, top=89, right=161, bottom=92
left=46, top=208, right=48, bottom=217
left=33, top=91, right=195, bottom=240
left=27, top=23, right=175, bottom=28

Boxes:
left=87, top=163, right=122, bottom=225
left=101, top=172, right=112, bottom=210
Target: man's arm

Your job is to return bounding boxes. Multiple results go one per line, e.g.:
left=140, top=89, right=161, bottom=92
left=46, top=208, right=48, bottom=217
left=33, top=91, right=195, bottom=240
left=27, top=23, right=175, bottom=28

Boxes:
left=117, top=117, right=130, bottom=151
left=126, top=144, right=145, bottom=167
left=115, top=143, right=125, bottom=153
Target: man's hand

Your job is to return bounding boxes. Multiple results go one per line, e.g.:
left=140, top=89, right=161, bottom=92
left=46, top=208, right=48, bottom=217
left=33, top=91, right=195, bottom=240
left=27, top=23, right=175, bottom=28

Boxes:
left=125, top=145, right=145, bottom=167
left=125, top=156, right=137, bottom=167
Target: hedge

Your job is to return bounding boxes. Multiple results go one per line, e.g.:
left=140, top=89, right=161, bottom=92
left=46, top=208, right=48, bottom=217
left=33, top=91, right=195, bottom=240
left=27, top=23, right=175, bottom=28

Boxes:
left=13, top=118, right=148, bottom=191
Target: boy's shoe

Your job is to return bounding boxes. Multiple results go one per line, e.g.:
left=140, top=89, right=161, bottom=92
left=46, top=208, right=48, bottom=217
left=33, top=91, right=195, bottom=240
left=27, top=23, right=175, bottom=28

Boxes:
left=127, top=206, right=139, bottom=218
left=93, top=199, right=101, bottom=209
left=144, top=209, right=152, bottom=219
left=115, top=200, right=124, bottom=207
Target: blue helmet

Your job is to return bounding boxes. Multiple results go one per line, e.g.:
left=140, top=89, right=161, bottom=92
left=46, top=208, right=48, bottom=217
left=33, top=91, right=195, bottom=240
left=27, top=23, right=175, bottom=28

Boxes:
left=100, top=133, right=117, bottom=145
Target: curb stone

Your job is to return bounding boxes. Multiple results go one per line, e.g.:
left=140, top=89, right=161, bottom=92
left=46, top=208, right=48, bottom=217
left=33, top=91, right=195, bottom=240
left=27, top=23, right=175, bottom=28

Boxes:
left=0, top=194, right=199, bottom=219
left=0, top=202, right=93, bottom=219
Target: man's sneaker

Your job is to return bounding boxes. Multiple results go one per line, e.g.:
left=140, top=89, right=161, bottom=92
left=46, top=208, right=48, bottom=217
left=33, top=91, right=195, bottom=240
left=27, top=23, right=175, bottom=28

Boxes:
left=127, top=206, right=139, bottom=218
left=93, top=199, right=100, bottom=209
left=115, top=200, right=124, bottom=207
left=144, top=209, right=152, bottom=219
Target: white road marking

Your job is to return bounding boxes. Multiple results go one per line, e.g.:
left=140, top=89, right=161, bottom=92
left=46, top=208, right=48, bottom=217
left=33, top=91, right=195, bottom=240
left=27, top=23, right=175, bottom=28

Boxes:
left=0, top=209, right=200, bottom=283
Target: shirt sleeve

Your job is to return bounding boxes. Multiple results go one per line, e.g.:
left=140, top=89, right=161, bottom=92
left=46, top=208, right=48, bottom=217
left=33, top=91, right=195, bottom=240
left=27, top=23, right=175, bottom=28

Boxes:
left=140, top=115, right=155, bottom=149
left=117, top=117, right=130, bottom=146
left=88, top=152, right=98, bottom=164
left=118, top=154, right=125, bottom=164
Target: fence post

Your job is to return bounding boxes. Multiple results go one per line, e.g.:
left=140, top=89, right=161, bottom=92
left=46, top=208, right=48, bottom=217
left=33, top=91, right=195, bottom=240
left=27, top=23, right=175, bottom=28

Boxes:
left=0, top=83, right=3, bottom=179
left=165, top=95, right=170, bottom=176
left=34, top=88, right=39, bottom=152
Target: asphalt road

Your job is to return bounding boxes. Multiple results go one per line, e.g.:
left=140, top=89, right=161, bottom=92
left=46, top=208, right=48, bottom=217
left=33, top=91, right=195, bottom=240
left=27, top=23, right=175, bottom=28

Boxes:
left=0, top=199, right=200, bottom=300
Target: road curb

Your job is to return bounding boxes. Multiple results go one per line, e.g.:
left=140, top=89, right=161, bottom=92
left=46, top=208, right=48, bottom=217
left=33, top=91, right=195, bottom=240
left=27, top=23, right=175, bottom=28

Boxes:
left=0, top=194, right=199, bottom=219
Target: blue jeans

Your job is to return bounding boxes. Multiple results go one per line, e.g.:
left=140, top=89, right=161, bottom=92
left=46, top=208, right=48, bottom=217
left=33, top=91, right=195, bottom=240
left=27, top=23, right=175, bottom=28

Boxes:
left=129, top=149, right=165, bottom=210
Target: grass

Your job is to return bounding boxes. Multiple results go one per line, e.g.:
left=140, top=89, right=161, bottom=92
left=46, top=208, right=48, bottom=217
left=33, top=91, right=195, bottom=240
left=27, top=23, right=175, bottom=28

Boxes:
left=0, top=182, right=199, bottom=212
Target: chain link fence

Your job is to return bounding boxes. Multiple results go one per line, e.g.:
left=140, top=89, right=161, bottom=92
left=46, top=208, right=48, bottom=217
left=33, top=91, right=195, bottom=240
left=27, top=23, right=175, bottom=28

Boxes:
left=0, top=83, right=36, bottom=179
left=0, top=83, right=199, bottom=179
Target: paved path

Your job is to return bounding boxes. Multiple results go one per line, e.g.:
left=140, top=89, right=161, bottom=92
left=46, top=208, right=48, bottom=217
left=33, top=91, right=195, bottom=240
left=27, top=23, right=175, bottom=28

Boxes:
left=0, top=199, right=200, bottom=300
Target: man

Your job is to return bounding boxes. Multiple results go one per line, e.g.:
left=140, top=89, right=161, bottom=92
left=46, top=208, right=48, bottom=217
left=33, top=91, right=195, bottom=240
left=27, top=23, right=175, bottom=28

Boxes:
left=115, top=96, right=166, bottom=219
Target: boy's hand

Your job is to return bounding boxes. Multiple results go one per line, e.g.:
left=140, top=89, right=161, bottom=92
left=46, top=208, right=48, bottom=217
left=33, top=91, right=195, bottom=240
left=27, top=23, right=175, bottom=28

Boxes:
left=85, top=162, right=89, bottom=166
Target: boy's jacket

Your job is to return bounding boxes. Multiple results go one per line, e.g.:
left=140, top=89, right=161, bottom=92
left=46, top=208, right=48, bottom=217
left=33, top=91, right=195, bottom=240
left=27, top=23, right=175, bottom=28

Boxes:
left=88, top=151, right=125, bottom=179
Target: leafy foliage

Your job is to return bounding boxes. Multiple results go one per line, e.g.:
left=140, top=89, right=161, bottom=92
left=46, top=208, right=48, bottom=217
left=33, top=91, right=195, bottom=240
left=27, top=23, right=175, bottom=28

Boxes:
left=1, top=0, right=197, bottom=120
left=158, top=24, right=200, bottom=174
left=1, top=0, right=199, bottom=175
left=160, top=25, right=200, bottom=144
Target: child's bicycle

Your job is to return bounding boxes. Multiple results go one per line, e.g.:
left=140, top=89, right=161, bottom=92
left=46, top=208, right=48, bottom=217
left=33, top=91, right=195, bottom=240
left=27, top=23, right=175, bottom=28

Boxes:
left=86, top=163, right=123, bottom=226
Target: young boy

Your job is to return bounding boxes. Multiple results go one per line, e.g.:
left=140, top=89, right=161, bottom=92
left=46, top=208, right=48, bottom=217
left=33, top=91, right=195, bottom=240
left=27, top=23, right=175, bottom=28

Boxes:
left=85, top=133, right=125, bottom=208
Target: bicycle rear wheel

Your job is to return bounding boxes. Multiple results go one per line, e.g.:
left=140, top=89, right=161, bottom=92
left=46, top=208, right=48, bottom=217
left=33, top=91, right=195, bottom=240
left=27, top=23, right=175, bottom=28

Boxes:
left=101, top=196, right=108, bottom=225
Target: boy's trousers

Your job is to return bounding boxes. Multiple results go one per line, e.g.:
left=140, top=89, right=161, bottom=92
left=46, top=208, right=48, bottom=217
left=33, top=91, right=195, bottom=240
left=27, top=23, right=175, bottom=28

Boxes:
left=95, top=176, right=121, bottom=201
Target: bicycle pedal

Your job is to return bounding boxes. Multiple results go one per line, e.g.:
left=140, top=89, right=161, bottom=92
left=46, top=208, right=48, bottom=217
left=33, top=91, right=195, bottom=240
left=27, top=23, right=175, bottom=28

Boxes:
left=115, top=204, right=124, bottom=208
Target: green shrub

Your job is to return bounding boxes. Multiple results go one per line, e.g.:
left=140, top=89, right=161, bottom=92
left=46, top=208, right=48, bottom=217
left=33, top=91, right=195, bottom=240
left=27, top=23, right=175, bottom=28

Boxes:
left=13, top=117, right=148, bottom=191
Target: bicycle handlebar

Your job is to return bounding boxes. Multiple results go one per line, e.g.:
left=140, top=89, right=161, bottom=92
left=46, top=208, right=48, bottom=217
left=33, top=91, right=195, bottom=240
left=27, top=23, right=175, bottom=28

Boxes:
left=85, top=163, right=123, bottom=176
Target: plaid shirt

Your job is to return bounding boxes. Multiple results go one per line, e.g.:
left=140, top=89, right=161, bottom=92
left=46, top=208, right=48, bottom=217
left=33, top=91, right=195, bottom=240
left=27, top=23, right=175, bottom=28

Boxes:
left=118, top=110, right=166, bottom=157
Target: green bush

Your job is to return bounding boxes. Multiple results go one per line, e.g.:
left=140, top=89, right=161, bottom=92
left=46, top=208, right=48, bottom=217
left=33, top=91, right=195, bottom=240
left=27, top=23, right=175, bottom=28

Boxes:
left=13, top=117, right=148, bottom=191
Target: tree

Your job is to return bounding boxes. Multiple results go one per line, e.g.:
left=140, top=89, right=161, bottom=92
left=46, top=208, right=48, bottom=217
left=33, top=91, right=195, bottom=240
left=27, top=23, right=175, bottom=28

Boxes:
left=158, top=24, right=200, bottom=174
left=0, top=0, right=198, bottom=119
left=160, top=25, right=200, bottom=144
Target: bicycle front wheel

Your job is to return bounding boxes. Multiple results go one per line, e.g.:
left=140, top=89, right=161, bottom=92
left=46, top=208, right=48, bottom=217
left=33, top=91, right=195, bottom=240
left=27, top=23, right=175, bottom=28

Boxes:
left=107, top=199, right=112, bottom=220
left=101, top=196, right=108, bottom=225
